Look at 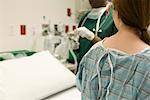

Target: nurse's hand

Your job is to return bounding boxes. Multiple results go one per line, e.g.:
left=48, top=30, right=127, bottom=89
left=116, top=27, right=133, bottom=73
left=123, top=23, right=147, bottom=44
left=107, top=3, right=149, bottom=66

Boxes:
left=75, top=27, right=95, bottom=41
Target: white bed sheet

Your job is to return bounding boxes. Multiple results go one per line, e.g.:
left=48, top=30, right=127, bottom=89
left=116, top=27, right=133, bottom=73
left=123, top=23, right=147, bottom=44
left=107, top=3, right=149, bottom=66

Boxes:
left=43, top=87, right=81, bottom=100
left=0, top=51, right=76, bottom=100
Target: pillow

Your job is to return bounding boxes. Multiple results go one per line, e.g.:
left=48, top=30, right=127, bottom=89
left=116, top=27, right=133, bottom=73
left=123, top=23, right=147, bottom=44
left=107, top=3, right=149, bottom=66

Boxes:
left=0, top=51, right=76, bottom=100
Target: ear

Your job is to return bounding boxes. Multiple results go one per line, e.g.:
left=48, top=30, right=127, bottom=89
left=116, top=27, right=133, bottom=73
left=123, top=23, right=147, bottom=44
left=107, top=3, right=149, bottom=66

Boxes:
left=148, top=25, right=150, bottom=32
left=113, top=10, right=122, bottom=30
left=115, top=10, right=120, bottom=19
left=115, top=10, right=122, bottom=23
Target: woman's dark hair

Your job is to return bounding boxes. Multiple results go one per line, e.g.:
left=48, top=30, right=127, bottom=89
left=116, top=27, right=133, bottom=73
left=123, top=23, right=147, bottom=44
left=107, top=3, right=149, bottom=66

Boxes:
left=113, top=0, right=150, bottom=45
left=89, top=0, right=106, bottom=8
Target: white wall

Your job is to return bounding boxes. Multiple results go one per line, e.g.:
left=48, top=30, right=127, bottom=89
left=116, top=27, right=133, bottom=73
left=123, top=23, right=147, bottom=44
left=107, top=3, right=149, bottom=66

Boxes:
left=0, top=0, right=75, bottom=52
left=75, top=0, right=91, bottom=12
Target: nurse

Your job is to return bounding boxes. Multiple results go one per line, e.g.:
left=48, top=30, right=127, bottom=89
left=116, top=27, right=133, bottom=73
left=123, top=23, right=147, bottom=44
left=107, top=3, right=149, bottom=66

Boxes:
left=68, top=0, right=117, bottom=64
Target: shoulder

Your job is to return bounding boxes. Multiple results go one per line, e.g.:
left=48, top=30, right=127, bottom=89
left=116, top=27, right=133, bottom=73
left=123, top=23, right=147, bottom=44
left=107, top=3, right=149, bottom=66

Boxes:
left=81, top=41, right=105, bottom=61
left=136, top=48, right=150, bottom=72
left=78, top=10, right=91, bottom=27
left=138, top=47, right=150, bottom=60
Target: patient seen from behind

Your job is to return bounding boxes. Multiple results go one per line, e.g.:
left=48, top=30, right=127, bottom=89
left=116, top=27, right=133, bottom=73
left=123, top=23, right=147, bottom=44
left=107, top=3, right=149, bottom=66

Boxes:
left=76, top=0, right=150, bottom=99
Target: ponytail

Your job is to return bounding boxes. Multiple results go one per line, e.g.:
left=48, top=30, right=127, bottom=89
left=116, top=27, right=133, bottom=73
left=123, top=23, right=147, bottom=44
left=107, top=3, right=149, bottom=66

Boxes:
left=112, top=0, right=150, bottom=45
left=140, top=29, right=150, bottom=45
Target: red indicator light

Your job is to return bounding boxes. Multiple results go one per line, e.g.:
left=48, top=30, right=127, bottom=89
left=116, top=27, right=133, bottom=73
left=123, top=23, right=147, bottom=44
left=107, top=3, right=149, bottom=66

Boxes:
left=20, top=25, right=26, bottom=35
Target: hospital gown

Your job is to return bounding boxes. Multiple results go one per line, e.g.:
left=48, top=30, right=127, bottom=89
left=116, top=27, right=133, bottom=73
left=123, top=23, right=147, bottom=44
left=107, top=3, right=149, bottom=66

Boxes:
left=76, top=41, right=150, bottom=100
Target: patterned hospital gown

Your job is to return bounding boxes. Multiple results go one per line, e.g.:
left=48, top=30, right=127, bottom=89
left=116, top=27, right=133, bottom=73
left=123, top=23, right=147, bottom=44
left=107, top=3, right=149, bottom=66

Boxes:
left=76, top=41, right=150, bottom=100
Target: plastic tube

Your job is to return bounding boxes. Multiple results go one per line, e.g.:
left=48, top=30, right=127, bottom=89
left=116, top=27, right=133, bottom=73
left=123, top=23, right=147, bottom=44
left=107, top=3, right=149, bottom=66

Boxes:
left=67, top=35, right=78, bottom=74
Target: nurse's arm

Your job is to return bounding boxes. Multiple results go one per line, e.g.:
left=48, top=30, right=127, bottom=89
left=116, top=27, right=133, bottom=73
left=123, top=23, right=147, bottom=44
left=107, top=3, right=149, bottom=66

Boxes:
left=92, top=35, right=101, bottom=43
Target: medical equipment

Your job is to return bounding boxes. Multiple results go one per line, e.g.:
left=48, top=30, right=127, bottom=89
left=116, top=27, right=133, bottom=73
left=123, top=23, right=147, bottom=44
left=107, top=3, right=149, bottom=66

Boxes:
left=41, top=17, right=57, bottom=53
left=41, top=19, right=78, bottom=72
left=41, top=17, right=61, bottom=54
left=43, top=24, right=61, bottom=54
left=41, top=16, right=51, bottom=36
left=67, top=32, right=79, bottom=73
left=54, top=33, right=69, bottom=62
left=54, top=29, right=78, bottom=73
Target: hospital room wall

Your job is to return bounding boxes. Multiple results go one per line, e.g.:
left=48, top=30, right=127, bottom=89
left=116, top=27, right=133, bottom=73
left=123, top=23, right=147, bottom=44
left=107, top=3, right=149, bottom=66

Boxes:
left=0, top=0, right=75, bottom=52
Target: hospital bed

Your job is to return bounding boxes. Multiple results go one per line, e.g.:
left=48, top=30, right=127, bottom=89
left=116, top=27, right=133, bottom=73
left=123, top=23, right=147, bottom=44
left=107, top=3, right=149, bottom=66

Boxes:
left=0, top=51, right=81, bottom=100
left=43, top=87, right=81, bottom=100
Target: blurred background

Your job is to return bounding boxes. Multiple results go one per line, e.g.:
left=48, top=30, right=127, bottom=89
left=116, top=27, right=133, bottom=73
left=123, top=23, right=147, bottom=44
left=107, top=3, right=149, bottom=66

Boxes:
left=0, top=0, right=91, bottom=52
